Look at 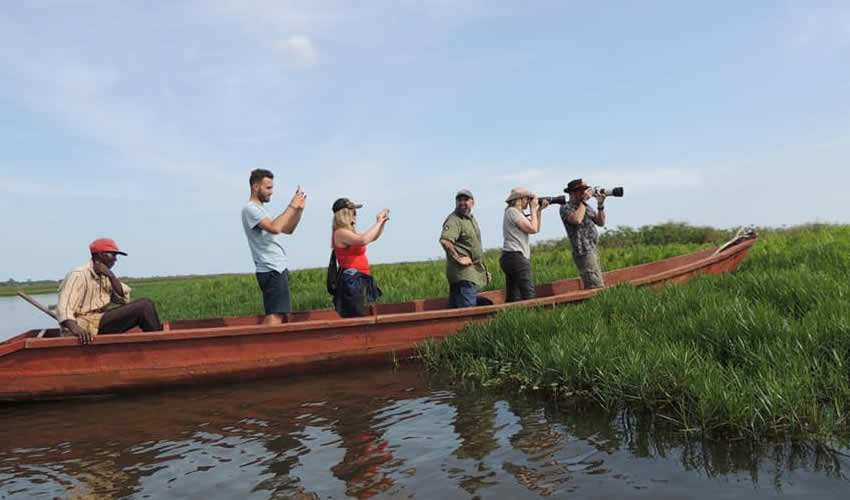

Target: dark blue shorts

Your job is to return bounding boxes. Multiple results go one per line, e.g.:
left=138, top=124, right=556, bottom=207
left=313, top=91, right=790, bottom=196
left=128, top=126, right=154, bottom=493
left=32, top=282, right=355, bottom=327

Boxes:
left=255, top=269, right=291, bottom=315
left=448, top=280, right=478, bottom=308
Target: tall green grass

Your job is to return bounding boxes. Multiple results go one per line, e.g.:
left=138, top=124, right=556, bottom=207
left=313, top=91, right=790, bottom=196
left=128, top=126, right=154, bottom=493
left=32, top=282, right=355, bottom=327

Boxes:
left=130, top=222, right=728, bottom=321
left=419, top=224, right=850, bottom=439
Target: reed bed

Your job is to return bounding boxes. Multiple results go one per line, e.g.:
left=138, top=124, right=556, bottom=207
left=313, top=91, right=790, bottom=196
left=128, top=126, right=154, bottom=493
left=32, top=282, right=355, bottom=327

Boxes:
left=419, top=224, right=850, bottom=439
left=131, top=240, right=717, bottom=321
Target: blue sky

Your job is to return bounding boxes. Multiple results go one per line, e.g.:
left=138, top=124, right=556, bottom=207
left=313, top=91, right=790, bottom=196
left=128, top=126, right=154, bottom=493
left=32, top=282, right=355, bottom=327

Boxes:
left=1, top=1, right=848, bottom=281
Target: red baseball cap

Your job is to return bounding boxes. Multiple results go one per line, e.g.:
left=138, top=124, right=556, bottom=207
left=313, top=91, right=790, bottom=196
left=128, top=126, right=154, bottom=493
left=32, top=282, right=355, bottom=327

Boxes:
left=89, top=238, right=128, bottom=256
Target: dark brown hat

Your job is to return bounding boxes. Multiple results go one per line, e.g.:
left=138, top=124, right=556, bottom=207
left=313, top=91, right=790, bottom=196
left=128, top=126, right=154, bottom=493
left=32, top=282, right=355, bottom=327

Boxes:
left=564, top=179, right=590, bottom=193
left=332, top=198, right=363, bottom=213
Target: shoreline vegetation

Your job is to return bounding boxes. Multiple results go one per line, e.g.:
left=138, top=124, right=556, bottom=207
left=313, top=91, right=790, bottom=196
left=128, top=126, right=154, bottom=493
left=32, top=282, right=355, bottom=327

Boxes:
left=7, top=222, right=849, bottom=441
left=1, top=221, right=734, bottom=300
left=420, top=223, right=850, bottom=441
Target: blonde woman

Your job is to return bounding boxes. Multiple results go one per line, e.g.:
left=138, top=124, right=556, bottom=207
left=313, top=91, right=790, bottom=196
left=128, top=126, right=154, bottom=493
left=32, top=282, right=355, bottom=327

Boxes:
left=331, top=198, right=390, bottom=317
left=500, top=187, right=549, bottom=302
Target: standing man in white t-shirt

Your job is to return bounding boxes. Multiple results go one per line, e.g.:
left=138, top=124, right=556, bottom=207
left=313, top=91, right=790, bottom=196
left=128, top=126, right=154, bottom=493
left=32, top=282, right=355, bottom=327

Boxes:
left=241, top=169, right=307, bottom=324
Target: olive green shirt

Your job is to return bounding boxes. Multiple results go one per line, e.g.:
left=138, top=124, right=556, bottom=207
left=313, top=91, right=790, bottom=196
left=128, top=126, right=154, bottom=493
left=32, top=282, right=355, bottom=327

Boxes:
left=440, top=211, right=488, bottom=287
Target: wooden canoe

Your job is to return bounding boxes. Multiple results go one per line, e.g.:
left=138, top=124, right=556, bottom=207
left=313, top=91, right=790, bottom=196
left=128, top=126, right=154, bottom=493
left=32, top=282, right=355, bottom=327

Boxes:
left=0, top=234, right=756, bottom=402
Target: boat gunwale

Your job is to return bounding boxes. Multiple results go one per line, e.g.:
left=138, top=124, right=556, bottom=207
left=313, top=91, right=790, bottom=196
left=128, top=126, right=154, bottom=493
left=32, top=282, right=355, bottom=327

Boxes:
left=7, top=237, right=755, bottom=354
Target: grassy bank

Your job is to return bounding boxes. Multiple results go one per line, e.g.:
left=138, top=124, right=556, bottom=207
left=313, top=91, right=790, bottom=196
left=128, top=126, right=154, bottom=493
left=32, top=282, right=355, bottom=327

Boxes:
left=419, top=224, right=850, bottom=439
left=130, top=223, right=725, bottom=321
left=2, top=221, right=730, bottom=298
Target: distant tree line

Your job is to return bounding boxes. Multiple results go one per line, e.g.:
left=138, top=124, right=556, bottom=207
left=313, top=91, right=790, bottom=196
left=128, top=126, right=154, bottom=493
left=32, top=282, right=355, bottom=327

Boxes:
left=2, top=278, right=60, bottom=288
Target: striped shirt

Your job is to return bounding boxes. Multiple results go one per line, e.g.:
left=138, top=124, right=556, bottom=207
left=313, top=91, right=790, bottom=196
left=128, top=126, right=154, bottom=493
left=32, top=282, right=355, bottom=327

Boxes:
left=56, top=261, right=131, bottom=333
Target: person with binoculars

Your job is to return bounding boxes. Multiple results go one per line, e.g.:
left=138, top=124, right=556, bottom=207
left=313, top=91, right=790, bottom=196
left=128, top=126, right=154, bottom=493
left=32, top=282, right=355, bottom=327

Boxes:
left=500, top=187, right=551, bottom=302
left=560, top=178, right=608, bottom=289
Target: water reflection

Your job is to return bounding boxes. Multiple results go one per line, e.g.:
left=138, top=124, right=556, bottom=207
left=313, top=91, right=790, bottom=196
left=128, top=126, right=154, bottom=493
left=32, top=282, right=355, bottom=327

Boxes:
left=501, top=400, right=603, bottom=496
left=1, top=366, right=848, bottom=499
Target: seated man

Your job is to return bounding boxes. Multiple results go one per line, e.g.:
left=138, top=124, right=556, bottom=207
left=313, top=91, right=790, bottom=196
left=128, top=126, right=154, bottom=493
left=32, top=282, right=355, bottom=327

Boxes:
left=57, top=238, right=163, bottom=344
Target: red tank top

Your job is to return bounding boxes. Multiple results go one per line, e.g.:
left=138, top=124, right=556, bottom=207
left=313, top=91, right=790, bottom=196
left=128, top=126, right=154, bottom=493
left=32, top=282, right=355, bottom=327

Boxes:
left=334, top=231, right=371, bottom=275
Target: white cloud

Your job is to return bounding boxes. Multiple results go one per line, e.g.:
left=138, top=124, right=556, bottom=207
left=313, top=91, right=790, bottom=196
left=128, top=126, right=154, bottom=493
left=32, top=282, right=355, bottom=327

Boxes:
left=273, top=35, right=318, bottom=67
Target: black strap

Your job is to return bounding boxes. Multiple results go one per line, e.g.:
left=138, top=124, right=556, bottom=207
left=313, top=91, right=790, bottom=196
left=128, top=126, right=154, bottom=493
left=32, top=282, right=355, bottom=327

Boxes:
left=326, top=250, right=341, bottom=295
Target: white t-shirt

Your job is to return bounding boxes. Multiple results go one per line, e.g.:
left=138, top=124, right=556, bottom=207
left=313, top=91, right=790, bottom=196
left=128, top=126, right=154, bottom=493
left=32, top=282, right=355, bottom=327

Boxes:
left=502, top=206, right=530, bottom=259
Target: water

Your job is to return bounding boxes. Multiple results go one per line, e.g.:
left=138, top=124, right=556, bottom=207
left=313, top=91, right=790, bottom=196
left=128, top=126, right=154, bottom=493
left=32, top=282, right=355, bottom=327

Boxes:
left=0, top=293, right=58, bottom=341
left=1, top=365, right=848, bottom=499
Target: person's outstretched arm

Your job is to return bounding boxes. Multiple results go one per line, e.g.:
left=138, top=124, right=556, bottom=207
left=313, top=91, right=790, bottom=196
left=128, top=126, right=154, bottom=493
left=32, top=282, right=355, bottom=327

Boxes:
left=334, top=210, right=390, bottom=246
left=256, top=186, right=307, bottom=234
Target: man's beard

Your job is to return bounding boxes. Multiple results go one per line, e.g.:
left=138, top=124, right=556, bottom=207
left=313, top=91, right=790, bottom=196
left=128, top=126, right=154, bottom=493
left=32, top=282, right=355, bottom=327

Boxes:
left=259, top=193, right=270, bottom=203
left=455, top=206, right=471, bottom=217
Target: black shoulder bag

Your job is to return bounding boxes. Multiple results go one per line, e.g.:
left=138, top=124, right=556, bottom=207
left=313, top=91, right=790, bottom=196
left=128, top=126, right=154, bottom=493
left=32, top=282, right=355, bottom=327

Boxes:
left=326, top=250, right=340, bottom=295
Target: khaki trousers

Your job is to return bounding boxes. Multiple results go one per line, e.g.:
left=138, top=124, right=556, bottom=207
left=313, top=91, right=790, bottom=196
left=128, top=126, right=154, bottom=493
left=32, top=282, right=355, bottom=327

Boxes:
left=574, top=249, right=605, bottom=289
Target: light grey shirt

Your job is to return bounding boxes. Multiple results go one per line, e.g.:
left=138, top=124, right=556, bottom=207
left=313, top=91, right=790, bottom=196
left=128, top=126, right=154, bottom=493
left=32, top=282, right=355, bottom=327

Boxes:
left=502, top=207, right=531, bottom=259
left=242, top=202, right=288, bottom=273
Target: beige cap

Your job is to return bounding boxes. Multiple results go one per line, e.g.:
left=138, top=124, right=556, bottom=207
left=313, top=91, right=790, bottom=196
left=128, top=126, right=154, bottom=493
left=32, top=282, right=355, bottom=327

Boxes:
left=505, top=187, right=535, bottom=203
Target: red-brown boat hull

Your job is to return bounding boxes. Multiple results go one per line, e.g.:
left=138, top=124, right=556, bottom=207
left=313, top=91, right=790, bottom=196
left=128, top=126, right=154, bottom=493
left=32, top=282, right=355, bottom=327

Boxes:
left=0, top=238, right=756, bottom=401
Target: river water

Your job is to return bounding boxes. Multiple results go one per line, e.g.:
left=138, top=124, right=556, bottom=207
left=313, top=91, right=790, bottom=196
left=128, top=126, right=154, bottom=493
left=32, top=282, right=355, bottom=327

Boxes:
left=1, top=293, right=58, bottom=341
left=1, top=364, right=848, bottom=499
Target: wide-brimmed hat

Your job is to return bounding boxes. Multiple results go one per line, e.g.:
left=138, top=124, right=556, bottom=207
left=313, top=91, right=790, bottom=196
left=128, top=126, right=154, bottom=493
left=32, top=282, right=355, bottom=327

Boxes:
left=564, top=178, right=590, bottom=193
left=89, top=238, right=127, bottom=256
left=455, top=189, right=474, bottom=200
left=332, top=198, right=363, bottom=213
left=505, top=187, right=535, bottom=203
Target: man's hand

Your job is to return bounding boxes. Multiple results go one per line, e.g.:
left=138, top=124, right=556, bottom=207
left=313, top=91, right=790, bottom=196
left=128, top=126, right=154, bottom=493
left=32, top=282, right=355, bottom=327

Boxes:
left=539, top=199, right=550, bottom=210
left=73, top=327, right=94, bottom=345
left=593, top=190, right=607, bottom=205
left=289, top=185, right=307, bottom=210
left=530, top=197, right=539, bottom=211
left=581, top=188, right=592, bottom=203
left=92, top=261, right=113, bottom=277
left=377, top=209, right=390, bottom=223
left=456, top=256, right=473, bottom=266
left=63, top=320, right=93, bottom=345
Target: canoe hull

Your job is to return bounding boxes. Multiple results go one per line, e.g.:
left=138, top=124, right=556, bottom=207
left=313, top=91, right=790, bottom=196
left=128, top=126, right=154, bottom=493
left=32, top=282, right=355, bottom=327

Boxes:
left=1, top=313, right=487, bottom=400
left=0, top=237, right=756, bottom=401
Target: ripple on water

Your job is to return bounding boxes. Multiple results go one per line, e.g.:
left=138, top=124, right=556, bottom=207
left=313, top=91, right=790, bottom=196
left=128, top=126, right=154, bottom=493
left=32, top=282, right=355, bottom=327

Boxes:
left=1, top=366, right=849, bottom=499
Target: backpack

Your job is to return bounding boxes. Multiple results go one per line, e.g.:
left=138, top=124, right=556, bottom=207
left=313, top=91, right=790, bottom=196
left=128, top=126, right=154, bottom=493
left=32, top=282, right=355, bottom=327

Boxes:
left=326, top=250, right=340, bottom=295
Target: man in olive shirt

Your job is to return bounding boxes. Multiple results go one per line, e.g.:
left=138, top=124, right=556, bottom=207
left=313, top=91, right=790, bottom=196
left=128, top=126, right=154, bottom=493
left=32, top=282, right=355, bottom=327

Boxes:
left=439, top=189, right=489, bottom=308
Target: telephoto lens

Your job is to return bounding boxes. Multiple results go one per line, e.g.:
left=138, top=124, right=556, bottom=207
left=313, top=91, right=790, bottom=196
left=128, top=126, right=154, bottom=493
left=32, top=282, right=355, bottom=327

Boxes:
left=593, top=187, right=624, bottom=197
left=538, top=195, right=567, bottom=205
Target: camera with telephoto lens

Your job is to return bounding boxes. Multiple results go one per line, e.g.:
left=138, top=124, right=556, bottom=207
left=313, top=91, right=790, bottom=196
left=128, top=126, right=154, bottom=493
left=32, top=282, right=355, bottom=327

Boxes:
left=592, top=186, right=624, bottom=197
left=537, top=195, right=567, bottom=205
